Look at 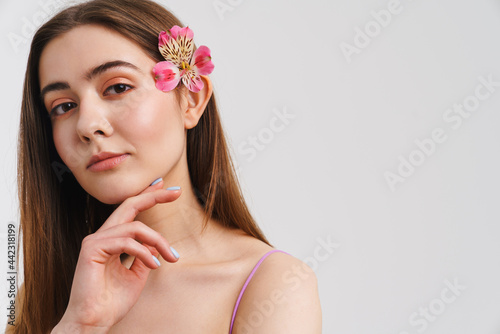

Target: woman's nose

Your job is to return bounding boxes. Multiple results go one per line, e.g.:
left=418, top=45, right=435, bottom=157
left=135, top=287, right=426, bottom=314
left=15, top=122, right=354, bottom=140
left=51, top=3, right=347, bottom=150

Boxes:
left=76, top=97, right=114, bottom=143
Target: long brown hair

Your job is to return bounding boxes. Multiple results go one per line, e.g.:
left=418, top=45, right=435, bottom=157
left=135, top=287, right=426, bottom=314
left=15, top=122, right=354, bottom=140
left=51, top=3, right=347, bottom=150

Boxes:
left=15, top=0, right=270, bottom=332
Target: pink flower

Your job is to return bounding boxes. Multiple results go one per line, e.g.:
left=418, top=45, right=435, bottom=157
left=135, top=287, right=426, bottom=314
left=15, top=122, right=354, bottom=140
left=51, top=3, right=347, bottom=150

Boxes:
left=153, top=26, right=214, bottom=93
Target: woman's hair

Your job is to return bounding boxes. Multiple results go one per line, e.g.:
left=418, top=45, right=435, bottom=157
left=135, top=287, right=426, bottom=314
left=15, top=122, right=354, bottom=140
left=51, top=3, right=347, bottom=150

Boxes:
left=15, top=0, right=270, bottom=332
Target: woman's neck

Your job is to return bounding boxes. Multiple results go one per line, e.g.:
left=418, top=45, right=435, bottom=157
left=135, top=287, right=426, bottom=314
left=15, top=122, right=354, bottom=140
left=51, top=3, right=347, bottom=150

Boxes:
left=134, top=179, right=225, bottom=261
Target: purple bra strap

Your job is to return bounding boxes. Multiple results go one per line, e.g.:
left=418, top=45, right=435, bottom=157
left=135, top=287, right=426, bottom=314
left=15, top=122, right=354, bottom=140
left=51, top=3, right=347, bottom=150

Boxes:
left=229, top=249, right=288, bottom=333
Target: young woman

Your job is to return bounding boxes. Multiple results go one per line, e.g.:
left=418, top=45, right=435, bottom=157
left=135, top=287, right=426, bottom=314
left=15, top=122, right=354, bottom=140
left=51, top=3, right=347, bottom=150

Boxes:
left=8, top=0, right=322, bottom=332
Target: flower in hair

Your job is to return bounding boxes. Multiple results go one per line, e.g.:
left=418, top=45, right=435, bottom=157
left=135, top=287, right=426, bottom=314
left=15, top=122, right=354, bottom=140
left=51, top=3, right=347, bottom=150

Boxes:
left=153, top=26, right=214, bottom=93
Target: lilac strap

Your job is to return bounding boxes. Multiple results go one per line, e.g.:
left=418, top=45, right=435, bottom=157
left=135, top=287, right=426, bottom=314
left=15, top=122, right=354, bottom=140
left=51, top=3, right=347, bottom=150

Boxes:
left=229, top=249, right=288, bottom=333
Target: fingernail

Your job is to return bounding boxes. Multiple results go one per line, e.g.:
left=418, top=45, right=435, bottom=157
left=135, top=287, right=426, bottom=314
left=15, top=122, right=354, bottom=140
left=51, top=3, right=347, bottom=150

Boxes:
left=150, top=178, right=162, bottom=186
left=166, top=186, right=181, bottom=191
left=152, top=255, right=161, bottom=267
left=170, top=246, right=180, bottom=259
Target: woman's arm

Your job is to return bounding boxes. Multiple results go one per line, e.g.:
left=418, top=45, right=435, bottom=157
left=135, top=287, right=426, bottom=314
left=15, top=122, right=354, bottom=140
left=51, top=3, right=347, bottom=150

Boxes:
left=232, top=252, right=322, bottom=333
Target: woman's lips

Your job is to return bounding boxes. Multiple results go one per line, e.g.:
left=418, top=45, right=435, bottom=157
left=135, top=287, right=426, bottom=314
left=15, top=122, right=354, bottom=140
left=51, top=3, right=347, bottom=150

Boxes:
left=87, top=154, right=129, bottom=172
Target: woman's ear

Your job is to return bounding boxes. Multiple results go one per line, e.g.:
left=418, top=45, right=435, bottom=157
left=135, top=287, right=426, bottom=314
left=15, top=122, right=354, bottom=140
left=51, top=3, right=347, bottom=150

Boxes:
left=183, top=75, right=213, bottom=129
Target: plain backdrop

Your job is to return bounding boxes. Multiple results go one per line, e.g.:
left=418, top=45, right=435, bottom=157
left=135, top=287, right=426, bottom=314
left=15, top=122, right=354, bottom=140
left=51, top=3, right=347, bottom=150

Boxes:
left=2, top=0, right=500, bottom=333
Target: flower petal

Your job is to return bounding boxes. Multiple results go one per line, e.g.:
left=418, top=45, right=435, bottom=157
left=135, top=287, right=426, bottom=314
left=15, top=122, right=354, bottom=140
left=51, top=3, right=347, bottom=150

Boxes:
left=170, top=25, right=193, bottom=40
left=158, top=31, right=172, bottom=48
left=169, top=25, right=182, bottom=40
left=153, top=61, right=180, bottom=92
left=191, top=45, right=214, bottom=75
left=175, top=26, right=194, bottom=65
left=158, top=31, right=181, bottom=67
left=181, top=70, right=204, bottom=93
left=158, top=26, right=194, bottom=67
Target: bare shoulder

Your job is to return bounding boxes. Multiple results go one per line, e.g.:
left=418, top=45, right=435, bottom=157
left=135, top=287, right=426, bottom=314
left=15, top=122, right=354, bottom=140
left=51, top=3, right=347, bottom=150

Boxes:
left=232, top=251, right=322, bottom=334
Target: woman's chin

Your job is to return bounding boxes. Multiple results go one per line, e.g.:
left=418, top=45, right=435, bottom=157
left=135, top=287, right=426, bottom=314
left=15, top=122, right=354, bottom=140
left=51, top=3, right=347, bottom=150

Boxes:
left=85, top=183, right=146, bottom=205
left=96, top=195, right=127, bottom=205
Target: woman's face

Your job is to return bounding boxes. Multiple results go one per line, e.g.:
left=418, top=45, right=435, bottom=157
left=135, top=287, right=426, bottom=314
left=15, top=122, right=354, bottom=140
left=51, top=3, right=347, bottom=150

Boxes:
left=39, top=25, right=188, bottom=204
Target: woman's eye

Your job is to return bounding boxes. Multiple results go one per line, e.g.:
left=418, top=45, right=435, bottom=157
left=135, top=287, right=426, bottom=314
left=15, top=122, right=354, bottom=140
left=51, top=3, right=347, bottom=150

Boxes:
left=104, top=83, right=133, bottom=96
left=51, top=102, right=77, bottom=116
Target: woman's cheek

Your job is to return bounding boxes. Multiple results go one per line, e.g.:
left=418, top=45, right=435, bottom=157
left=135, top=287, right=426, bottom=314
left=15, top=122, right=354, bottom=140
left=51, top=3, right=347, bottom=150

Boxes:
left=53, top=126, right=84, bottom=171
left=124, top=95, right=181, bottom=139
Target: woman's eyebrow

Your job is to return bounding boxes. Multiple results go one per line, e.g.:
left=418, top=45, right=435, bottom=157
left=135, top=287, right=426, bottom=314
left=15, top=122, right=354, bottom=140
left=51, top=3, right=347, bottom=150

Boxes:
left=84, top=60, right=142, bottom=81
left=40, top=82, right=70, bottom=101
left=40, top=60, right=142, bottom=100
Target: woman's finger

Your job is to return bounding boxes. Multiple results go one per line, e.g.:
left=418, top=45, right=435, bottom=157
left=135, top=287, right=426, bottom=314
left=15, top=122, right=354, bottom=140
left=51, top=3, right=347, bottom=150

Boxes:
left=128, top=253, right=156, bottom=278
left=83, top=236, right=161, bottom=270
left=91, top=221, right=179, bottom=263
left=140, top=177, right=164, bottom=194
left=97, top=187, right=181, bottom=232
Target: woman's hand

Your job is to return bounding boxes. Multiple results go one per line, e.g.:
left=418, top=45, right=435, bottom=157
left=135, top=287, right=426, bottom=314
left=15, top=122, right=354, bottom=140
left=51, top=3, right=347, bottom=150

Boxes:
left=51, top=179, right=180, bottom=333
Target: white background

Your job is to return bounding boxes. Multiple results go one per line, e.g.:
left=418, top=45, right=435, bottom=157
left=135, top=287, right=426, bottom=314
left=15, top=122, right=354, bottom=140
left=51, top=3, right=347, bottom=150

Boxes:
left=1, top=0, right=500, bottom=333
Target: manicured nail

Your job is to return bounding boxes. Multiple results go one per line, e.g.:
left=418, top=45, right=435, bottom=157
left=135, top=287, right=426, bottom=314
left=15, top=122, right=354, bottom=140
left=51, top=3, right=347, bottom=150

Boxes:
left=152, top=255, right=161, bottom=267
left=166, top=186, right=181, bottom=191
left=150, top=178, right=162, bottom=186
left=170, top=246, right=180, bottom=259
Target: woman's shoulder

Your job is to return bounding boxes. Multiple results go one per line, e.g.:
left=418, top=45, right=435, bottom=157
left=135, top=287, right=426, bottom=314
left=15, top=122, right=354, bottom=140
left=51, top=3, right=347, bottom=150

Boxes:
left=243, top=249, right=319, bottom=301
left=229, top=234, right=322, bottom=333
left=224, top=229, right=316, bottom=285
